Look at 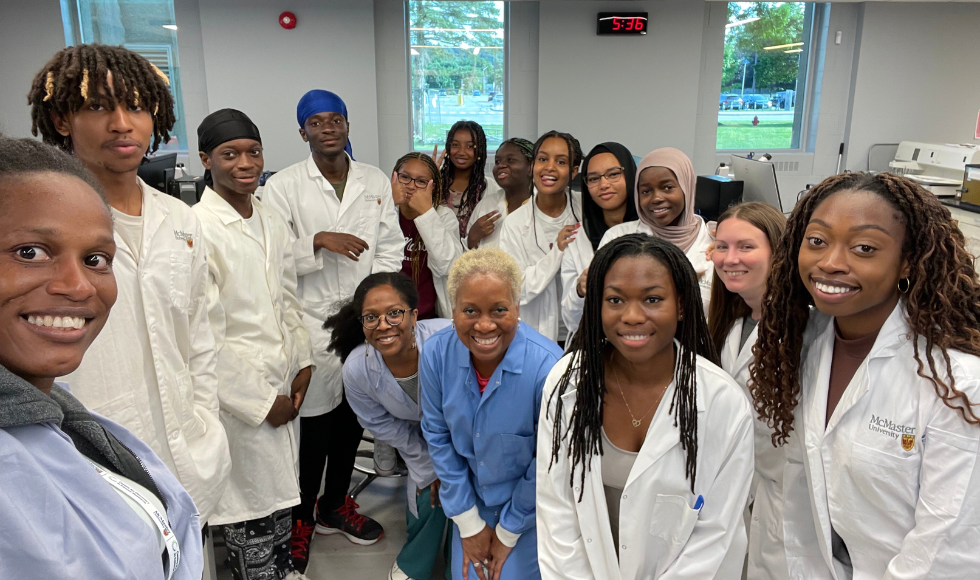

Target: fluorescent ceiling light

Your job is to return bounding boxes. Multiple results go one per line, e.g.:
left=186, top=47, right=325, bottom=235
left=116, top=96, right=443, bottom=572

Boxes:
left=726, top=17, right=760, bottom=29
left=472, top=47, right=480, bottom=55
left=764, top=42, right=804, bottom=50
left=162, top=24, right=177, bottom=30
left=784, top=49, right=803, bottom=53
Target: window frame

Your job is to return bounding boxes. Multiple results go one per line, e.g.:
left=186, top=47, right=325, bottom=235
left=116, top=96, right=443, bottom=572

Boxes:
left=715, top=2, right=818, bottom=153
left=405, top=0, right=508, bottom=154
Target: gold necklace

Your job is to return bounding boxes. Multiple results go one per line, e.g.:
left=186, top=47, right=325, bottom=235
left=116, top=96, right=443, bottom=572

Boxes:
left=609, top=364, right=668, bottom=428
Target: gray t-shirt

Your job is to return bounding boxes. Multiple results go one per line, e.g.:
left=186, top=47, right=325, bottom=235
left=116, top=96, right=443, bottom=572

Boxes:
left=601, top=427, right=638, bottom=557
left=394, top=372, right=419, bottom=405
left=739, top=316, right=759, bottom=351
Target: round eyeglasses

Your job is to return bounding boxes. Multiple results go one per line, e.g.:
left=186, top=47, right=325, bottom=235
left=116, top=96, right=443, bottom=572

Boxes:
left=397, top=173, right=431, bottom=189
left=585, top=167, right=625, bottom=188
left=359, top=309, right=407, bottom=329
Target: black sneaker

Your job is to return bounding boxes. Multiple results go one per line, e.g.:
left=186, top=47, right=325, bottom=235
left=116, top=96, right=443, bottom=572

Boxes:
left=314, top=495, right=384, bottom=545
left=290, top=518, right=315, bottom=573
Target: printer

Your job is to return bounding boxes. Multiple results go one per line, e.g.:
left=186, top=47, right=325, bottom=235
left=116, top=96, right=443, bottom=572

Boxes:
left=889, top=141, right=980, bottom=197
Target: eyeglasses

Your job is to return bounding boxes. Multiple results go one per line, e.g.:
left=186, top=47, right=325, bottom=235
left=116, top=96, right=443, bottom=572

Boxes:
left=585, top=167, right=625, bottom=188
left=359, top=309, right=407, bottom=329
left=397, top=173, right=431, bottom=189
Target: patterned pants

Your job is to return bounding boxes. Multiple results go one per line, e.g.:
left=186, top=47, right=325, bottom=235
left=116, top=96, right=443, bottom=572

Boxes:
left=222, top=508, right=293, bottom=580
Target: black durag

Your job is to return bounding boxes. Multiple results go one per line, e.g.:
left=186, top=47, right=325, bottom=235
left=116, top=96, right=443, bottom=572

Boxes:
left=197, top=108, right=262, bottom=187
left=581, top=142, right=638, bottom=249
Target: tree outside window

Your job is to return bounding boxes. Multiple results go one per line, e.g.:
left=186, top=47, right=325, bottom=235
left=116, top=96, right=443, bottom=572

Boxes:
left=717, top=2, right=813, bottom=151
left=409, top=1, right=505, bottom=151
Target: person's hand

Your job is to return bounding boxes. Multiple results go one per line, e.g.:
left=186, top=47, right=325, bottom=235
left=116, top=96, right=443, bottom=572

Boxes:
left=576, top=267, right=589, bottom=298
left=313, top=232, right=369, bottom=261
left=556, top=223, right=579, bottom=251
left=391, top=171, right=409, bottom=206
left=429, top=479, right=441, bottom=508
left=265, top=395, right=297, bottom=427
left=432, top=145, right=448, bottom=168
left=408, top=179, right=435, bottom=216
left=290, top=366, right=312, bottom=412
left=461, top=525, right=494, bottom=580
left=487, top=532, right=515, bottom=580
left=467, top=211, right=501, bottom=249
left=704, top=242, right=716, bottom=262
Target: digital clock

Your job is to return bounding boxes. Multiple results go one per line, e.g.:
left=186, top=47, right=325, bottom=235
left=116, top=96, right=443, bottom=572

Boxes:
left=596, top=12, right=648, bottom=36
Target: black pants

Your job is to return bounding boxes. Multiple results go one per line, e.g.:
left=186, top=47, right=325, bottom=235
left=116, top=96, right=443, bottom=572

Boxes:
left=293, top=394, right=364, bottom=522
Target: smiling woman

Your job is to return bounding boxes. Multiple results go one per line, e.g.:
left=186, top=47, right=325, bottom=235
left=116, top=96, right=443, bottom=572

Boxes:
left=0, top=136, right=203, bottom=580
left=421, top=247, right=562, bottom=580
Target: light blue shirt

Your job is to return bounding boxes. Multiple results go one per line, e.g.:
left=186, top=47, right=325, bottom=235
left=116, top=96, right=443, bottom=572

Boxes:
left=420, top=322, right=562, bottom=535
left=344, top=318, right=451, bottom=493
left=0, top=386, right=203, bottom=580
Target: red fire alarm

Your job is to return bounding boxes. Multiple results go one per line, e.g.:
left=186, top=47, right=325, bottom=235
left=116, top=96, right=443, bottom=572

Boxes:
left=279, top=11, right=297, bottom=29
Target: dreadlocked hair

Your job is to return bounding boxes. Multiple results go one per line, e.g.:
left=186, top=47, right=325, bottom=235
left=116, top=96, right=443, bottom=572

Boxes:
left=0, top=135, right=108, bottom=208
left=548, top=234, right=718, bottom=499
left=323, top=272, right=419, bottom=364
left=529, top=130, right=583, bottom=253
left=28, top=44, right=176, bottom=154
left=707, top=202, right=786, bottom=353
left=394, top=151, right=442, bottom=292
left=750, top=172, right=980, bottom=446
left=439, top=120, right=488, bottom=237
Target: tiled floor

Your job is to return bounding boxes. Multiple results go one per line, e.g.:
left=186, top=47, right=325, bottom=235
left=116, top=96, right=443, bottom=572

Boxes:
left=215, top=470, right=449, bottom=580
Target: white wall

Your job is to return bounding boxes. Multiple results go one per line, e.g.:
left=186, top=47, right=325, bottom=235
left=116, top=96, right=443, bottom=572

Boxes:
left=0, top=0, right=66, bottom=138
left=845, top=2, right=980, bottom=171
left=197, top=0, right=380, bottom=172
left=537, top=0, right=706, bottom=160
left=508, top=1, right=540, bottom=142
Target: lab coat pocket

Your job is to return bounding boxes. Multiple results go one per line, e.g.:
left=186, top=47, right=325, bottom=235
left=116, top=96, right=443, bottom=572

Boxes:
left=849, top=442, right=918, bottom=511
left=493, top=433, right=534, bottom=482
left=648, top=494, right=700, bottom=573
left=169, top=251, right=193, bottom=310
left=919, top=426, right=979, bottom=520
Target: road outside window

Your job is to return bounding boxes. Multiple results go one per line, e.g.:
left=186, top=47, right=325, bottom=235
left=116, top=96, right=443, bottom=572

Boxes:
left=409, top=1, right=505, bottom=152
left=717, top=2, right=814, bottom=150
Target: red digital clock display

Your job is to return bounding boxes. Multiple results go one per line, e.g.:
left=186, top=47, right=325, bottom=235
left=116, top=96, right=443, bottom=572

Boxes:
left=597, top=12, right=648, bottom=36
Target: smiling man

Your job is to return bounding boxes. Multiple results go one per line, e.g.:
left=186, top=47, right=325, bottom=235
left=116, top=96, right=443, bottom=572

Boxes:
left=263, top=89, right=403, bottom=571
left=27, top=44, right=232, bottom=524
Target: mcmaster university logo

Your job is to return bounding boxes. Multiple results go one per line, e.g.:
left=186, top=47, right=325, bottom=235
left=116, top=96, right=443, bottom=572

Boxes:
left=868, top=414, right=916, bottom=451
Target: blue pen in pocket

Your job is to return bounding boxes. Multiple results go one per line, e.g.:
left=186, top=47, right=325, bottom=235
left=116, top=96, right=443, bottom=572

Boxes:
left=693, top=495, right=704, bottom=513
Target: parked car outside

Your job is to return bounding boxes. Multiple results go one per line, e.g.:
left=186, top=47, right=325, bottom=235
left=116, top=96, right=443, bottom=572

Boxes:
left=719, top=93, right=743, bottom=110
left=742, top=94, right=772, bottom=110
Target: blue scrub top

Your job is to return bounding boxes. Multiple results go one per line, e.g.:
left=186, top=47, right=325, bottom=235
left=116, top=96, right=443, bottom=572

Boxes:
left=420, top=322, right=562, bottom=535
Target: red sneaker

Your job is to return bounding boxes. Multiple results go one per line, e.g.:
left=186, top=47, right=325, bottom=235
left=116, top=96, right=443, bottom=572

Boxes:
left=314, top=496, right=384, bottom=545
left=290, top=519, right=315, bottom=573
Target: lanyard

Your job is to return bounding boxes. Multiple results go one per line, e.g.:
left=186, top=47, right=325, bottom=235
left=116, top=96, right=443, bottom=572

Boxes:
left=90, top=461, right=181, bottom=580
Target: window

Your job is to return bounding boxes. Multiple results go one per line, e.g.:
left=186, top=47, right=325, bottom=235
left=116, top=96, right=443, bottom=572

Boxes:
left=717, top=2, right=815, bottom=150
left=408, top=1, right=505, bottom=152
left=60, top=0, right=188, bottom=152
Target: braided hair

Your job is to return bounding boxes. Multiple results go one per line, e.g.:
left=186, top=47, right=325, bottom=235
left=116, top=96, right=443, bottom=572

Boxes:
left=529, top=130, right=583, bottom=253
left=750, top=172, right=980, bottom=446
left=439, top=120, right=488, bottom=236
left=393, top=151, right=444, bottom=296
left=549, top=234, right=718, bottom=498
left=27, top=44, right=175, bottom=154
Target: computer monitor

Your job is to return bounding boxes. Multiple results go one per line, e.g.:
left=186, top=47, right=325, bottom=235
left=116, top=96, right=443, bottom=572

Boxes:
left=137, top=152, right=177, bottom=193
left=730, top=155, right=783, bottom=212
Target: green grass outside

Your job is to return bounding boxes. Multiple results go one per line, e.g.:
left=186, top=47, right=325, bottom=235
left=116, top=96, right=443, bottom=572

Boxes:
left=414, top=122, right=505, bottom=151
left=716, top=120, right=793, bottom=150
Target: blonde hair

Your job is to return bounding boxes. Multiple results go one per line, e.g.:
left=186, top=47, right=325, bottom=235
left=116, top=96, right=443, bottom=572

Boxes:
left=447, top=247, right=522, bottom=307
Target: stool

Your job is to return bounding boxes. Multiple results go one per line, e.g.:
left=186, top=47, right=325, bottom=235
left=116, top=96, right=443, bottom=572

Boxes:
left=349, top=432, right=407, bottom=499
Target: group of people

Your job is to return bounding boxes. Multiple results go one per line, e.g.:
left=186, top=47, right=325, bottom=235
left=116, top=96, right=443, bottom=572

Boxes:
left=2, top=42, right=980, bottom=580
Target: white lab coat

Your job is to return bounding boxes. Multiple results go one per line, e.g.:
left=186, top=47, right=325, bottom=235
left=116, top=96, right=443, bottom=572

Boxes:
left=720, top=320, right=789, bottom=580
left=560, top=219, right=714, bottom=340
left=413, top=206, right=466, bottom=318
left=62, top=178, right=231, bottom=522
left=782, top=304, right=980, bottom=579
left=537, top=348, right=755, bottom=580
left=193, top=189, right=313, bottom=525
left=498, top=190, right=583, bottom=342
left=263, top=154, right=404, bottom=417
left=466, top=186, right=529, bottom=249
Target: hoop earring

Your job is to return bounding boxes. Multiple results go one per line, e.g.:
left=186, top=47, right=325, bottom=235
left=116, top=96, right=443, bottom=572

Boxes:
left=898, top=277, right=911, bottom=293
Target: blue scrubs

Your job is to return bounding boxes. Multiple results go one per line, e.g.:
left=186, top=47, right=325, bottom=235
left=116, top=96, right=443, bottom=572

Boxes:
left=420, top=322, right=562, bottom=580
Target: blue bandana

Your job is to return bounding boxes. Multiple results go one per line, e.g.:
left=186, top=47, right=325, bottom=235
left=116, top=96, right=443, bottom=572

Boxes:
left=296, top=89, right=353, bottom=158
